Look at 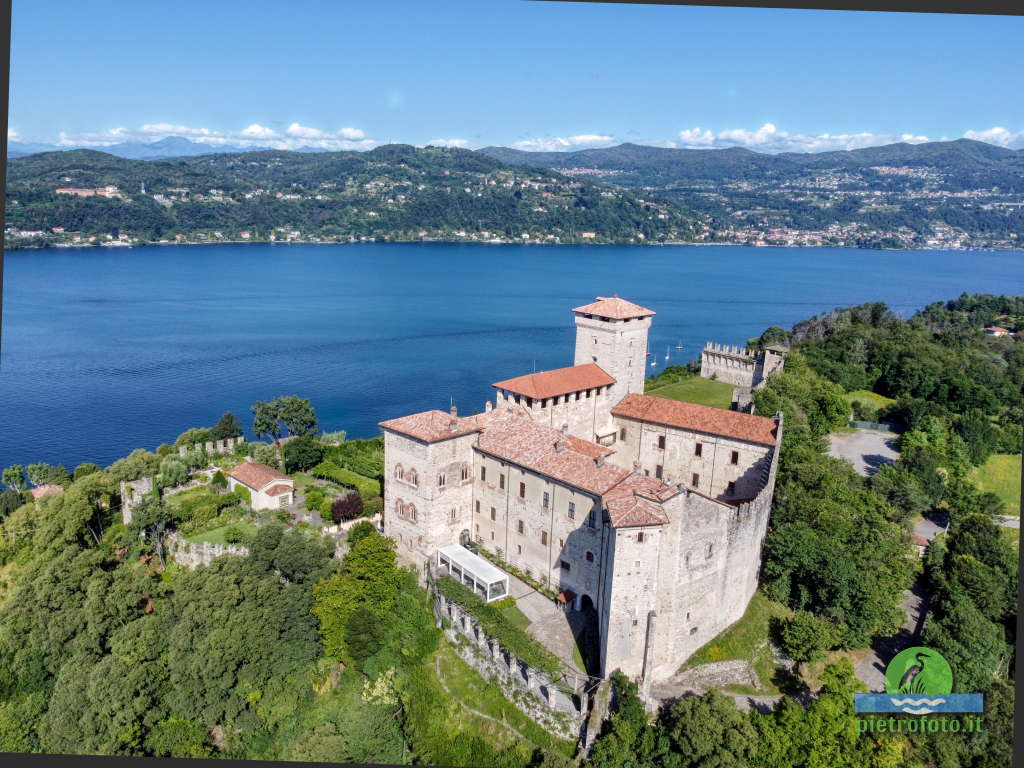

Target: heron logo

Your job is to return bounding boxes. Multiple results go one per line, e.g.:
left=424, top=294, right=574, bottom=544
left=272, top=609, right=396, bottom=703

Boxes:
left=854, top=645, right=984, bottom=717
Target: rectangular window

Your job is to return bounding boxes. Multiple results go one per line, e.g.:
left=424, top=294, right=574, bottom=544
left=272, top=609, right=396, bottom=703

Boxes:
left=575, top=392, right=581, bottom=401
left=543, top=491, right=550, bottom=508
left=490, top=507, right=496, bottom=521
left=658, top=435, right=666, bottom=449
left=560, top=560, right=570, bottom=571
left=692, top=473, right=700, bottom=487
left=499, top=474, right=505, bottom=490
left=541, top=398, right=547, bottom=409
left=727, top=481, right=736, bottom=495
left=519, top=482, right=526, bottom=499
left=637, top=532, right=645, bottom=543
left=541, top=531, right=548, bottom=546
left=480, top=466, right=486, bottom=481
left=450, top=508, right=456, bottom=521
left=587, top=509, right=597, bottom=529
left=586, top=551, right=594, bottom=562
left=695, top=443, right=703, bottom=457
left=620, top=428, right=626, bottom=439
left=475, top=500, right=480, bottom=514
left=491, top=531, right=495, bottom=540
left=517, top=520, right=524, bottom=534
left=438, top=474, right=446, bottom=487
left=655, top=465, right=663, bottom=479
left=517, top=545, right=522, bottom=554
left=731, top=450, right=739, bottom=465
left=526, top=398, right=533, bottom=408
left=568, top=502, right=575, bottom=520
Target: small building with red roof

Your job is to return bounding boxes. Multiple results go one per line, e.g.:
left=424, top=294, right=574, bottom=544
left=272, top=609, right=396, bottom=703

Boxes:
left=227, top=460, right=294, bottom=511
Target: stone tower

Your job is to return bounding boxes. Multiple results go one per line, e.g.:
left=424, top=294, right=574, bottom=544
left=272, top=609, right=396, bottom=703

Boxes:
left=572, top=295, right=654, bottom=407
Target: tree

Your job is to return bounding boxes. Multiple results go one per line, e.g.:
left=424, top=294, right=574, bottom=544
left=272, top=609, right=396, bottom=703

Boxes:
left=282, top=435, right=323, bottom=473
left=157, top=457, right=188, bottom=489
left=211, top=411, right=244, bottom=441
left=0, top=489, right=23, bottom=519
left=650, top=689, right=757, bottom=768
left=72, top=463, right=102, bottom=481
left=210, top=470, right=227, bottom=490
left=146, top=717, right=211, bottom=759
left=26, top=463, right=51, bottom=487
left=252, top=400, right=282, bottom=443
left=252, top=443, right=278, bottom=467
left=45, top=465, right=71, bottom=487
left=776, top=611, right=841, bottom=664
left=347, top=519, right=377, bottom=547
left=106, top=449, right=161, bottom=485
left=331, top=492, right=363, bottom=523
left=2, top=465, right=25, bottom=491
left=277, top=395, right=319, bottom=438
left=345, top=606, right=386, bottom=667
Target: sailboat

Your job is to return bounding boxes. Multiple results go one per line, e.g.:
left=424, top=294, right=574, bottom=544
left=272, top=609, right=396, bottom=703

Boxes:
left=674, top=340, right=684, bottom=349
left=664, top=346, right=670, bottom=361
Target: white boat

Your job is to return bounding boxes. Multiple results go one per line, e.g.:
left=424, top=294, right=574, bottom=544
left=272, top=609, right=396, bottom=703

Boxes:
left=674, top=340, right=684, bottom=349
left=665, top=346, right=670, bottom=360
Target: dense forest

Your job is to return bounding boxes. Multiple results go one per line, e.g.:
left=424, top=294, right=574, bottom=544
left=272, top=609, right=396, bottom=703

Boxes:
left=3, top=145, right=698, bottom=247
left=0, top=294, right=1018, bottom=766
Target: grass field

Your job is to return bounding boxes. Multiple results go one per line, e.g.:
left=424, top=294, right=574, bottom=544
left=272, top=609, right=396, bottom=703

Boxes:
left=646, top=376, right=736, bottom=410
left=844, top=390, right=897, bottom=410
left=434, top=643, right=576, bottom=758
left=496, top=601, right=531, bottom=631
left=185, top=520, right=259, bottom=546
left=970, top=453, right=1022, bottom=515
left=680, top=590, right=792, bottom=694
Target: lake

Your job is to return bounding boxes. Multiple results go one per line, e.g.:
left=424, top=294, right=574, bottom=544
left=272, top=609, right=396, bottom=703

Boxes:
left=1, top=242, right=1021, bottom=470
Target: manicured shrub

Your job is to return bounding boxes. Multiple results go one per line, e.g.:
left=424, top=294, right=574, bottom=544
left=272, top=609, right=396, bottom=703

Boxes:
left=310, top=462, right=380, bottom=500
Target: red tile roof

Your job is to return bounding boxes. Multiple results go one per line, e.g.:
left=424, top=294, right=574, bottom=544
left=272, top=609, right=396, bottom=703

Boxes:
left=475, top=411, right=628, bottom=495
left=30, top=484, right=64, bottom=500
left=493, top=363, right=615, bottom=400
left=228, top=461, right=292, bottom=490
left=602, top=473, right=676, bottom=527
left=264, top=483, right=293, bottom=496
left=379, top=409, right=495, bottom=443
left=572, top=295, right=655, bottom=320
left=612, top=393, right=778, bottom=446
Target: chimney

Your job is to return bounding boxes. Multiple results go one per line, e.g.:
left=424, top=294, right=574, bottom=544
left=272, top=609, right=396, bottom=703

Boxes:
left=450, top=404, right=458, bottom=418
left=449, top=404, right=459, bottom=432
left=485, top=401, right=493, bottom=413
left=596, top=454, right=605, bottom=467
left=555, top=440, right=565, bottom=454
left=632, top=460, right=641, bottom=473
left=561, top=423, right=569, bottom=436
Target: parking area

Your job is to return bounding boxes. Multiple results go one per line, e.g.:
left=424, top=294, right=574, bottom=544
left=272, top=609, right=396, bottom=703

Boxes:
left=827, top=428, right=900, bottom=477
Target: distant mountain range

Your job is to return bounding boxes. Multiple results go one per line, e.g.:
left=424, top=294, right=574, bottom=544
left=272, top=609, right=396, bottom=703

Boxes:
left=6, top=136, right=333, bottom=160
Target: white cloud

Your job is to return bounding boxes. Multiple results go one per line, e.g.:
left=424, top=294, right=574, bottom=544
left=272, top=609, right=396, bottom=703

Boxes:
left=426, top=138, right=470, bottom=148
left=8, top=127, right=18, bottom=140
left=962, top=126, right=1024, bottom=149
left=50, top=121, right=377, bottom=151
left=675, top=123, right=936, bottom=153
left=240, top=123, right=278, bottom=138
left=512, top=133, right=615, bottom=152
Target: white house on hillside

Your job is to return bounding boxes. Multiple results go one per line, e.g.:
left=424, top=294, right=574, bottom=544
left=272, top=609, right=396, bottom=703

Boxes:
left=227, top=461, right=294, bottom=511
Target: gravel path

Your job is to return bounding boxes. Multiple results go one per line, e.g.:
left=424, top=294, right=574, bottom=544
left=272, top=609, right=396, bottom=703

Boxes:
left=827, top=429, right=899, bottom=477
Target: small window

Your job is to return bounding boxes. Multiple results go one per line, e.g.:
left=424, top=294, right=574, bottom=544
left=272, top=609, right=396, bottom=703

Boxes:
left=586, top=551, right=594, bottom=562
left=517, top=544, right=522, bottom=554
left=568, top=502, right=576, bottom=520
left=592, top=356, right=597, bottom=362
left=541, top=398, right=547, bottom=409
left=499, top=474, right=505, bottom=489
left=690, top=627, right=698, bottom=635
left=634, top=560, right=640, bottom=567
left=490, top=507, right=496, bottom=521
left=586, top=389, right=591, bottom=398
left=692, top=473, right=700, bottom=487
left=695, top=443, right=703, bottom=457
left=575, top=392, right=581, bottom=401
left=475, top=523, right=479, bottom=533
left=727, top=481, right=736, bottom=496
left=480, top=466, right=486, bottom=481
left=475, top=501, right=480, bottom=514
left=450, top=508, right=456, bottom=521
left=587, top=509, right=597, bottom=529
left=632, top=619, right=639, bottom=626
left=707, top=543, right=713, bottom=559
left=731, top=450, right=739, bottom=465
left=655, top=465, right=663, bottom=479
left=395, top=465, right=404, bottom=480
left=491, top=531, right=495, bottom=540
left=541, top=531, right=548, bottom=546
left=637, top=531, right=645, bottom=543
left=519, top=482, right=526, bottom=499
left=560, top=560, right=570, bottom=571
left=409, top=469, right=418, bottom=486
left=620, top=428, right=626, bottom=439
left=658, top=435, right=666, bottom=449
left=461, top=466, right=469, bottom=481
left=518, top=520, right=524, bottom=534
left=593, top=336, right=598, bottom=344
left=543, top=491, right=550, bottom=508
left=526, top=398, right=533, bottom=408
left=438, top=474, right=446, bottom=487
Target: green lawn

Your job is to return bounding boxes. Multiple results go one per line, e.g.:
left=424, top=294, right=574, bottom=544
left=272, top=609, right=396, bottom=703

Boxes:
left=184, top=520, right=259, bottom=546
left=844, top=389, right=897, bottom=410
left=680, top=590, right=792, bottom=694
left=970, top=453, right=1022, bottom=515
left=496, top=601, right=531, bottom=631
left=646, top=376, right=736, bottom=410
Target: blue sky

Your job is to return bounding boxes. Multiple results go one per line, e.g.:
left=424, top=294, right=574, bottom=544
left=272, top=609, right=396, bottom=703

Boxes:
left=9, top=0, right=1024, bottom=153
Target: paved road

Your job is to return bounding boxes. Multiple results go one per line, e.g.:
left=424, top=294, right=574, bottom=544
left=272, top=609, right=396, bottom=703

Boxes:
left=827, top=428, right=900, bottom=477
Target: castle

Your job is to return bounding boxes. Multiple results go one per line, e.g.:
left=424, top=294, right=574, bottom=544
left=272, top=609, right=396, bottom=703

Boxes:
left=379, top=295, right=783, bottom=686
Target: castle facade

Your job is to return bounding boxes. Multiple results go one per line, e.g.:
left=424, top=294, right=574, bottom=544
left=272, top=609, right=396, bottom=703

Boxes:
left=380, top=296, right=782, bottom=685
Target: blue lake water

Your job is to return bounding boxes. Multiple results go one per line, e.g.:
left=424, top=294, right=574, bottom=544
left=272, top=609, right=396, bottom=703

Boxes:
left=1, top=242, right=1022, bottom=470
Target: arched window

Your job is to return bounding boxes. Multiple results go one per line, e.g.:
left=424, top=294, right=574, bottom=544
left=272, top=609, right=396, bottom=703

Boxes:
left=396, top=499, right=404, bottom=517
left=395, top=464, right=404, bottom=480
left=408, top=504, right=418, bottom=523
left=409, top=469, right=418, bottom=487
left=460, top=465, right=470, bottom=482
left=438, top=473, right=446, bottom=488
